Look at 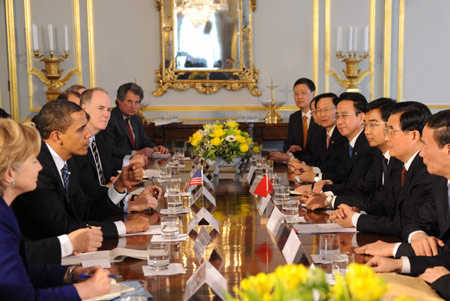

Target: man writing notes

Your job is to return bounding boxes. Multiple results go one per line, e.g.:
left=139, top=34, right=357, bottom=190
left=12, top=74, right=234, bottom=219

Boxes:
left=104, top=82, right=169, bottom=161
left=270, top=78, right=322, bottom=165
left=12, top=100, right=150, bottom=264
left=362, top=110, right=450, bottom=299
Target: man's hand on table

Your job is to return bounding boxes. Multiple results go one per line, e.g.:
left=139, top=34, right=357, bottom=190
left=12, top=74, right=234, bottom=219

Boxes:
left=329, top=204, right=359, bottom=227
left=124, top=215, right=150, bottom=233
left=411, top=232, right=445, bottom=257
left=366, top=256, right=402, bottom=273
left=354, top=240, right=396, bottom=257
left=303, top=192, right=327, bottom=210
left=130, top=154, right=148, bottom=166
left=68, top=227, right=103, bottom=255
left=129, top=186, right=160, bottom=212
left=300, top=171, right=316, bottom=183
left=154, top=145, right=170, bottom=154
left=312, top=180, right=332, bottom=193
left=269, top=151, right=290, bottom=163
left=114, top=162, right=144, bottom=191
left=420, top=266, right=450, bottom=284
left=136, top=147, right=154, bottom=157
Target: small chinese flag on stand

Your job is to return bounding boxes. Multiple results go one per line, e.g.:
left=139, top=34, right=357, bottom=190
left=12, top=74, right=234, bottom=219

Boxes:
left=254, top=175, right=274, bottom=197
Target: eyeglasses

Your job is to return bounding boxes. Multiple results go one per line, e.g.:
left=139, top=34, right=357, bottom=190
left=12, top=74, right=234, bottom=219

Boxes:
left=336, top=113, right=358, bottom=120
left=364, top=121, right=387, bottom=130
left=384, top=127, right=405, bottom=136
left=316, top=107, right=336, bottom=114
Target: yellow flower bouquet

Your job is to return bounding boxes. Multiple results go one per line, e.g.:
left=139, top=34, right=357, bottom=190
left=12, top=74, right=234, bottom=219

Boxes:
left=226, top=263, right=389, bottom=301
left=188, top=120, right=260, bottom=164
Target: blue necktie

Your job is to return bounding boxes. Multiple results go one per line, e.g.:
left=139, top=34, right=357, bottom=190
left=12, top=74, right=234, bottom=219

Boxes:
left=348, top=144, right=353, bottom=158
left=61, top=164, right=70, bottom=196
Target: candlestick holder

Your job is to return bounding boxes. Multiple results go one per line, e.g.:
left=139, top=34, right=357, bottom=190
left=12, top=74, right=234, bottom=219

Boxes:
left=329, top=51, right=370, bottom=92
left=263, top=79, right=283, bottom=124
left=33, top=50, right=77, bottom=102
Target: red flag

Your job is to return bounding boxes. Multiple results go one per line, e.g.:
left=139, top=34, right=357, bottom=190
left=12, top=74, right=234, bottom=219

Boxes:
left=254, top=175, right=273, bottom=197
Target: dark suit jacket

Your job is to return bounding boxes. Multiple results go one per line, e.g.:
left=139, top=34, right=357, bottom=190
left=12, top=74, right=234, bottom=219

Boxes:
left=316, top=126, right=348, bottom=181
left=284, top=111, right=323, bottom=164
left=12, top=143, right=120, bottom=241
left=322, top=130, right=376, bottom=192
left=334, top=152, right=403, bottom=212
left=396, top=176, right=450, bottom=256
left=0, top=197, right=79, bottom=300
left=104, top=107, right=156, bottom=159
left=24, top=238, right=61, bottom=265
left=72, top=133, right=124, bottom=209
left=356, top=154, right=437, bottom=238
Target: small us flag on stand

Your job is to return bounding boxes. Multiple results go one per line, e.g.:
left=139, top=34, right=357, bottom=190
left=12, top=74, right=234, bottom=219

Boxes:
left=188, top=169, right=203, bottom=186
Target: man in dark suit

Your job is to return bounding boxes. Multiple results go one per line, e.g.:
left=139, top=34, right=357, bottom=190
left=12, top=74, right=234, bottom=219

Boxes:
left=74, top=88, right=159, bottom=212
left=270, top=78, right=322, bottom=164
left=330, top=102, right=435, bottom=239
left=12, top=100, right=150, bottom=263
left=365, top=110, right=450, bottom=299
left=302, top=97, right=401, bottom=210
left=103, top=82, right=169, bottom=161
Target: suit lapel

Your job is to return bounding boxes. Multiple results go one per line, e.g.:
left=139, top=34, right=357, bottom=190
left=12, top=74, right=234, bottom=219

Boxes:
left=40, top=143, right=70, bottom=204
left=114, top=108, right=135, bottom=149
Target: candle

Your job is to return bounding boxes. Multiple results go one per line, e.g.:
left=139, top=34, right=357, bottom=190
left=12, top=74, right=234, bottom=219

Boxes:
left=364, top=26, right=369, bottom=53
left=354, top=27, right=358, bottom=52
left=348, top=26, right=353, bottom=52
left=32, top=24, right=39, bottom=51
left=65, top=25, right=69, bottom=52
left=48, top=24, right=54, bottom=51
left=337, top=26, right=342, bottom=51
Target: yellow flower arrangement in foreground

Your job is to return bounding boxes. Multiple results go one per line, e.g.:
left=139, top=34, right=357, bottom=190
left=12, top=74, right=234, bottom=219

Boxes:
left=188, top=120, right=260, bottom=163
left=226, top=263, right=390, bottom=301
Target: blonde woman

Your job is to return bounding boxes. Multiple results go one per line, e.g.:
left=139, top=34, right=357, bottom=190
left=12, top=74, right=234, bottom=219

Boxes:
left=0, top=119, right=110, bottom=300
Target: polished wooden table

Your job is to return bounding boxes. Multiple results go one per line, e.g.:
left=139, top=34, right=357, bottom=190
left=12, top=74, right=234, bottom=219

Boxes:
left=107, top=165, right=400, bottom=299
left=144, top=121, right=289, bottom=145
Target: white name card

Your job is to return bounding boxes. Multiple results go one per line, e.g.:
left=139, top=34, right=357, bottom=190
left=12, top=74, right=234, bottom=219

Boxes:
left=266, top=206, right=283, bottom=236
left=203, top=175, right=215, bottom=190
left=282, top=229, right=301, bottom=264
left=184, top=261, right=227, bottom=301
left=246, top=165, right=256, bottom=183
left=188, top=208, right=220, bottom=234
left=193, top=227, right=212, bottom=262
left=256, top=195, right=271, bottom=215
left=202, top=186, right=216, bottom=206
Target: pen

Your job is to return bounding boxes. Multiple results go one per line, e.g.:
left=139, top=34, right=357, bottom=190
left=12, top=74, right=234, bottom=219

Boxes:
left=80, top=273, right=118, bottom=279
left=86, top=224, right=92, bottom=229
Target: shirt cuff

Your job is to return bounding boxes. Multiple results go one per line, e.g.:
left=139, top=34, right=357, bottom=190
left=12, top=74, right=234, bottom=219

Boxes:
left=408, top=230, right=426, bottom=243
left=114, top=221, right=126, bottom=236
left=122, top=155, right=131, bottom=168
left=108, top=186, right=127, bottom=206
left=287, top=152, right=294, bottom=161
left=401, top=256, right=411, bottom=274
left=352, top=212, right=362, bottom=228
left=117, top=237, right=127, bottom=248
left=123, top=194, right=131, bottom=213
left=312, top=167, right=321, bottom=174
left=393, top=242, right=402, bottom=257
left=330, top=195, right=337, bottom=208
left=58, top=234, right=73, bottom=257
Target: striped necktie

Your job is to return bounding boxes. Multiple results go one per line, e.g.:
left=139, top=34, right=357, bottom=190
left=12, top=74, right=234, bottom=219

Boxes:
left=91, top=138, right=106, bottom=185
left=61, top=164, right=70, bottom=196
left=125, top=117, right=136, bottom=150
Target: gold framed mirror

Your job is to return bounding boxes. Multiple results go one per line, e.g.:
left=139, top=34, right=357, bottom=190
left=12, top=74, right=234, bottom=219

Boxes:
left=153, top=0, right=261, bottom=96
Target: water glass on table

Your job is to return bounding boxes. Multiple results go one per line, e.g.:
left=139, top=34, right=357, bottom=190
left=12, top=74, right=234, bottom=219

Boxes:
left=147, top=242, right=170, bottom=271
left=319, top=234, right=340, bottom=261
left=282, top=198, right=299, bottom=223
left=168, top=158, right=180, bottom=175
left=332, top=252, right=355, bottom=277
left=174, top=147, right=185, bottom=159
left=273, top=185, right=289, bottom=206
left=166, top=178, right=181, bottom=196
left=167, top=193, right=183, bottom=214
left=161, top=215, right=180, bottom=240
left=159, top=165, right=172, bottom=181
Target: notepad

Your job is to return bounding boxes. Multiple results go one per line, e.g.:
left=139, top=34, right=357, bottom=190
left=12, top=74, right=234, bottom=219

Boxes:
left=61, top=247, right=147, bottom=265
left=293, top=223, right=358, bottom=234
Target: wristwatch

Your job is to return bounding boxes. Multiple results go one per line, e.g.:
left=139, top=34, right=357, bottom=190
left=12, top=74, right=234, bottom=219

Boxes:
left=313, top=173, right=320, bottom=182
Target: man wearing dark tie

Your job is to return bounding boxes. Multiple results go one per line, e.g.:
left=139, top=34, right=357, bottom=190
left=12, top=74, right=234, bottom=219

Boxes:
left=270, top=78, right=322, bottom=164
left=103, top=82, right=169, bottom=160
left=362, top=110, right=450, bottom=299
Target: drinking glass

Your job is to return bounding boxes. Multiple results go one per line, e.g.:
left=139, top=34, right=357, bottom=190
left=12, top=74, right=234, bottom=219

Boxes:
left=147, top=242, right=170, bottom=271
left=332, top=252, right=355, bottom=277
left=159, top=165, right=172, bottom=181
left=174, top=147, right=185, bottom=159
left=273, top=185, right=289, bottom=206
left=283, top=198, right=299, bottom=223
left=166, top=178, right=181, bottom=196
left=168, top=158, right=180, bottom=175
left=319, top=234, right=340, bottom=261
left=161, top=216, right=180, bottom=240
left=167, top=193, right=183, bottom=214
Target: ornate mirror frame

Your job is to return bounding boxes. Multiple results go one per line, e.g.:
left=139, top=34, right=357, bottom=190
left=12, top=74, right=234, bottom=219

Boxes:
left=153, top=0, right=261, bottom=96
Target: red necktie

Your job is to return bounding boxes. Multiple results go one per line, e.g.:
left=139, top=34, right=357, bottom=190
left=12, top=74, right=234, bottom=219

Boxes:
left=401, top=167, right=407, bottom=187
left=125, top=118, right=136, bottom=150
left=302, top=115, right=308, bottom=149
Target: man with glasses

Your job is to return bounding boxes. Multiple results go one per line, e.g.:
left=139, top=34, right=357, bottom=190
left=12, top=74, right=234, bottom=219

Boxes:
left=288, top=93, right=347, bottom=183
left=329, top=101, right=436, bottom=239
left=270, top=78, right=322, bottom=165
left=303, top=98, right=402, bottom=210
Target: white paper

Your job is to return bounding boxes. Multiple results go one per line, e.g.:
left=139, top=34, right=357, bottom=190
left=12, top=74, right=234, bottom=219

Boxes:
left=293, top=216, right=307, bottom=223
left=121, top=225, right=161, bottom=236
left=183, top=261, right=227, bottom=301
left=266, top=206, right=283, bottom=236
left=129, top=187, right=145, bottom=195
left=153, top=118, right=181, bottom=126
left=310, top=254, right=331, bottom=264
left=257, top=195, right=271, bottom=214
left=188, top=208, right=220, bottom=233
left=246, top=165, right=256, bottom=183
left=151, top=152, right=171, bottom=159
left=282, top=229, right=301, bottom=264
left=151, top=234, right=188, bottom=242
left=144, top=169, right=160, bottom=179
left=160, top=208, right=190, bottom=215
left=142, top=263, right=186, bottom=276
left=293, top=223, right=358, bottom=234
left=82, top=259, right=111, bottom=268
left=163, top=191, right=191, bottom=198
